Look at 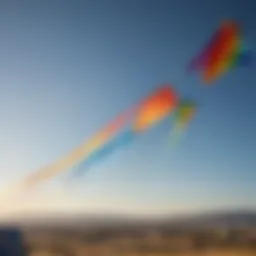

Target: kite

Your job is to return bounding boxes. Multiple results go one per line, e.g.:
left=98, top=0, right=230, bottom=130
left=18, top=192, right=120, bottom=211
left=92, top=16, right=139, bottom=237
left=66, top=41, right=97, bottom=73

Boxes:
left=170, top=100, right=197, bottom=143
left=189, top=20, right=253, bottom=84
left=16, top=85, right=178, bottom=190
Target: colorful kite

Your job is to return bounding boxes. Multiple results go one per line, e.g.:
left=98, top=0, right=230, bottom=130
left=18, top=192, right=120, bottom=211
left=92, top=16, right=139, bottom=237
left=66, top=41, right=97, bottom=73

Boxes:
left=189, top=20, right=253, bottom=84
left=18, top=85, right=178, bottom=189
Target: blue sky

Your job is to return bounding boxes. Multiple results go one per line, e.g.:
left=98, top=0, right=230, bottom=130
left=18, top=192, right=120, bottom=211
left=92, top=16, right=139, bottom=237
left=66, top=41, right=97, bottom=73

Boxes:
left=0, top=0, right=255, bottom=218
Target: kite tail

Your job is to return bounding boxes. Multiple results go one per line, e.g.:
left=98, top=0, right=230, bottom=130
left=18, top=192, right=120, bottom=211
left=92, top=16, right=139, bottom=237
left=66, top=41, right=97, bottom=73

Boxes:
left=68, top=130, right=136, bottom=181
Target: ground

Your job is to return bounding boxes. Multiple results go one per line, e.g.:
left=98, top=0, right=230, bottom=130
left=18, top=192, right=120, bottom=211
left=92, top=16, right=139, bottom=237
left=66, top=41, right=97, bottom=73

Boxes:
left=23, top=226, right=256, bottom=256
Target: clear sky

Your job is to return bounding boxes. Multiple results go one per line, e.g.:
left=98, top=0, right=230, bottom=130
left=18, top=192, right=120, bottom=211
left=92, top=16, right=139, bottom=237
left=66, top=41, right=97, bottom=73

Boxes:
left=0, top=0, right=255, bottom=219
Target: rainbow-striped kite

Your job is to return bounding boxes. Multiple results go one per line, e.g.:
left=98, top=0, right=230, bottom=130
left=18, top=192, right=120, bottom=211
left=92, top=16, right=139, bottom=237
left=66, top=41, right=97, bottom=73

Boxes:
left=189, top=20, right=253, bottom=84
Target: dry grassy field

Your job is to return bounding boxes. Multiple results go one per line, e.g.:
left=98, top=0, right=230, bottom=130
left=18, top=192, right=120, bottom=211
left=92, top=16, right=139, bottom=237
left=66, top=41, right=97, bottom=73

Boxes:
left=23, top=226, right=256, bottom=256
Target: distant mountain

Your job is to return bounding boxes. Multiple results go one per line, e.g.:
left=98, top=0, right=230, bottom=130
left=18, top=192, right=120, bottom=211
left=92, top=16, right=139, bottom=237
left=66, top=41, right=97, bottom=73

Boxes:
left=2, top=209, right=256, bottom=230
left=203, top=211, right=256, bottom=228
left=156, top=210, right=256, bottom=230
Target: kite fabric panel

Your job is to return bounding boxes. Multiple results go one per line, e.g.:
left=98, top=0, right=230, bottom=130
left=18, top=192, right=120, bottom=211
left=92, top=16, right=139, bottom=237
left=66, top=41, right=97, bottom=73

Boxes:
left=133, top=86, right=178, bottom=132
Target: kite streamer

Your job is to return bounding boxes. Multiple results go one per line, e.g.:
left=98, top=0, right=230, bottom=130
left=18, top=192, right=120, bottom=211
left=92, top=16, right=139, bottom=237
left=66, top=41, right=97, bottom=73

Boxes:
left=170, top=100, right=197, bottom=143
left=72, top=130, right=136, bottom=178
left=189, top=20, right=253, bottom=84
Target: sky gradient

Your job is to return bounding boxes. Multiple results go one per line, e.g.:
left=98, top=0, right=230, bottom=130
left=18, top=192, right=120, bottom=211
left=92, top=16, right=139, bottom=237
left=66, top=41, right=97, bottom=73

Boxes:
left=0, top=0, right=255, bottom=219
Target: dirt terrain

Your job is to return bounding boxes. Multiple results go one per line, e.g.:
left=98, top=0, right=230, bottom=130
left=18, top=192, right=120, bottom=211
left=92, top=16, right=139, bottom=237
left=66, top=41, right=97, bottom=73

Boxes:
left=23, top=226, right=256, bottom=256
